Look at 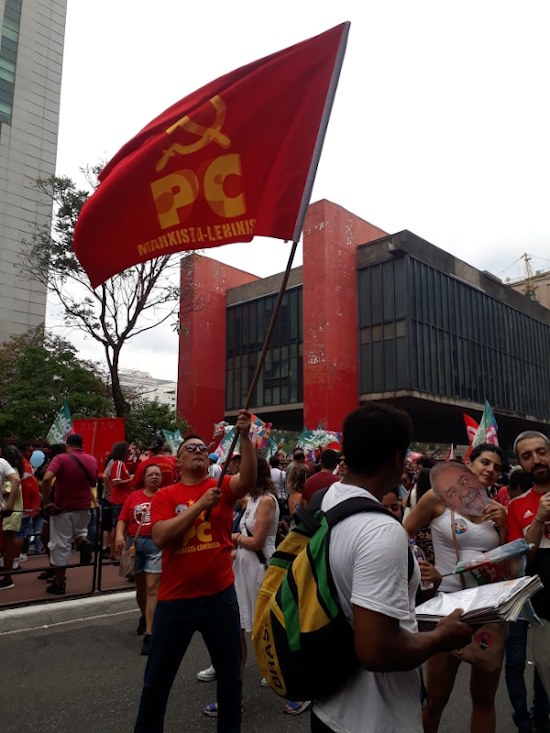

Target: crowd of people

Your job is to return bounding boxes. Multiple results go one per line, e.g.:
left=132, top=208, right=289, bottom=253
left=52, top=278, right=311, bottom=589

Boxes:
left=1, top=405, right=549, bottom=733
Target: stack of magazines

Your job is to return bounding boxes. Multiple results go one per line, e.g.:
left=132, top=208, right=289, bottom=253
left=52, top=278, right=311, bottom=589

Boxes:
left=416, top=576, right=543, bottom=626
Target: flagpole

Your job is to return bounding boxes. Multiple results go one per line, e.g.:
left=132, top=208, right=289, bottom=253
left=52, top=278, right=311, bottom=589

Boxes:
left=292, top=21, right=350, bottom=242
left=215, top=238, right=300, bottom=488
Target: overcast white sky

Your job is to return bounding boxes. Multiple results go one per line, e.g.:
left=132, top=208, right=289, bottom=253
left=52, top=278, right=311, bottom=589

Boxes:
left=50, top=0, right=550, bottom=381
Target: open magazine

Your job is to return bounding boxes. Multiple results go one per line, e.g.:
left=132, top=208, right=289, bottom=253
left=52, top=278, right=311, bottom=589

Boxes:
left=416, top=576, right=544, bottom=626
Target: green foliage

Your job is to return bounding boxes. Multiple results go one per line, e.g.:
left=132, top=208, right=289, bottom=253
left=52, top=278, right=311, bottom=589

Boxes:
left=0, top=328, right=112, bottom=441
left=124, top=399, right=189, bottom=450
left=19, top=173, right=186, bottom=417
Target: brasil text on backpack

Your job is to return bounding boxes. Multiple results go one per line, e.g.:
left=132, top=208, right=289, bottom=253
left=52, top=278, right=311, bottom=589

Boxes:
left=252, top=491, right=413, bottom=701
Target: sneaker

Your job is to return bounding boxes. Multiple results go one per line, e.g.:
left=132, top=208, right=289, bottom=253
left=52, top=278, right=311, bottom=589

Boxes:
left=79, top=541, right=93, bottom=566
left=18, top=553, right=28, bottom=563
left=0, top=577, right=15, bottom=590
left=197, top=664, right=216, bottom=682
left=136, top=616, right=146, bottom=635
left=46, top=582, right=66, bottom=595
left=140, top=634, right=153, bottom=656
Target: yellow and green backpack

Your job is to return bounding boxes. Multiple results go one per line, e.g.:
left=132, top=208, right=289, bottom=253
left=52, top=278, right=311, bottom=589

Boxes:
left=252, top=495, right=407, bottom=701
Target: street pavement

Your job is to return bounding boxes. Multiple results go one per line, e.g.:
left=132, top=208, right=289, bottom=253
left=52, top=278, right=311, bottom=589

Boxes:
left=0, top=594, right=531, bottom=733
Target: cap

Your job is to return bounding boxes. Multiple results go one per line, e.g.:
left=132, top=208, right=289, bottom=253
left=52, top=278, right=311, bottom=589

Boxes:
left=208, top=453, right=218, bottom=461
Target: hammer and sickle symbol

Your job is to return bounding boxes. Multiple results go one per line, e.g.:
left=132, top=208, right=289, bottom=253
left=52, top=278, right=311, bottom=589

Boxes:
left=156, top=95, right=231, bottom=172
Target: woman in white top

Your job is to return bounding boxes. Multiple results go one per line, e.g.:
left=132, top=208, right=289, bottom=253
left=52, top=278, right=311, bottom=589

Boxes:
left=203, top=455, right=279, bottom=716
left=404, top=445, right=507, bottom=733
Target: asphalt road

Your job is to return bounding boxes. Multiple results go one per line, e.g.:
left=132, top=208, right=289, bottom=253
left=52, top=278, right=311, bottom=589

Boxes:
left=0, top=598, right=531, bottom=733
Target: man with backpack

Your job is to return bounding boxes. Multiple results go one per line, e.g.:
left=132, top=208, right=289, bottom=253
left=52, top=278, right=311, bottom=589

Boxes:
left=311, top=404, right=475, bottom=732
left=254, top=404, right=474, bottom=733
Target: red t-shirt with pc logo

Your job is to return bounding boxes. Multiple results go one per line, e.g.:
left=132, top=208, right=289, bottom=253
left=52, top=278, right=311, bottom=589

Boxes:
left=151, top=475, right=234, bottom=601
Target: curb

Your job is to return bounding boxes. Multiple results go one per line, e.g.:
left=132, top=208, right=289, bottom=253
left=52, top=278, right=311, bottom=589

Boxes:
left=0, top=591, right=137, bottom=635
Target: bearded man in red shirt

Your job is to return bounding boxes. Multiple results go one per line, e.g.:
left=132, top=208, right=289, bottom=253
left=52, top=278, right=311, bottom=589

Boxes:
left=134, top=410, right=257, bottom=733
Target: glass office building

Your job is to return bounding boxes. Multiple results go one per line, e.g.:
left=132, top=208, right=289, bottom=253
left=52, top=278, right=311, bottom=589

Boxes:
left=357, top=231, right=550, bottom=441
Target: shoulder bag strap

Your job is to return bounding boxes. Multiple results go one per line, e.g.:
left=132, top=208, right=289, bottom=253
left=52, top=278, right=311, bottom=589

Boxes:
left=325, top=496, right=415, bottom=582
left=131, top=516, right=145, bottom=545
left=68, top=453, right=97, bottom=487
left=450, top=509, right=467, bottom=590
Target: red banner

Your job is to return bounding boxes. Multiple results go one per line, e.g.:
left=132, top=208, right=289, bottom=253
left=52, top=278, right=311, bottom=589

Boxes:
left=73, top=418, right=125, bottom=473
left=463, top=413, right=479, bottom=446
left=74, top=23, right=350, bottom=287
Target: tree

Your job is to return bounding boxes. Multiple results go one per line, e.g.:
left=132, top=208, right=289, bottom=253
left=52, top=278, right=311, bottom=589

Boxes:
left=124, top=398, right=189, bottom=449
left=20, top=173, right=198, bottom=417
left=0, top=328, right=112, bottom=441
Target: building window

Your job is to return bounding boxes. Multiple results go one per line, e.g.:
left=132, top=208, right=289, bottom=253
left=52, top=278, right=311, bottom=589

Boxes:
left=226, top=286, right=303, bottom=410
left=0, top=0, right=22, bottom=125
left=359, top=255, right=550, bottom=420
left=358, top=258, right=409, bottom=394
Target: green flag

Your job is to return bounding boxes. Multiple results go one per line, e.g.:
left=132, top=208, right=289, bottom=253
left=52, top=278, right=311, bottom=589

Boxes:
left=161, top=429, right=183, bottom=454
left=46, top=399, right=74, bottom=445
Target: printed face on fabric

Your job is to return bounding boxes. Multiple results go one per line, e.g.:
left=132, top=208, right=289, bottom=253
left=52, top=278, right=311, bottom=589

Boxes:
left=177, top=440, right=209, bottom=477
left=516, top=437, right=550, bottom=484
left=433, top=464, right=490, bottom=516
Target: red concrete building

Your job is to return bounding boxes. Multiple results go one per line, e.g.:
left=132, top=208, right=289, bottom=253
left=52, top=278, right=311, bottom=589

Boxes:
left=177, top=200, right=386, bottom=438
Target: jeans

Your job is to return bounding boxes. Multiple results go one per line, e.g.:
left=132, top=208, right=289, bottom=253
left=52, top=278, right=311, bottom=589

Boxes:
left=505, top=620, right=549, bottom=725
left=31, top=515, right=44, bottom=553
left=134, top=584, right=242, bottom=733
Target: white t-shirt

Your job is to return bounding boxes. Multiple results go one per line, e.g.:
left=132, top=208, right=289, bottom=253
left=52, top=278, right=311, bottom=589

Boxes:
left=0, top=457, right=17, bottom=485
left=270, top=467, right=286, bottom=500
left=208, top=463, right=222, bottom=479
left=313, top=482, right=423, bottom=733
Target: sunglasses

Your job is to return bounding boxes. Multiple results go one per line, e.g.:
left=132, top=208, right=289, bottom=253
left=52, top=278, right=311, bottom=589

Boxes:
left=182, top=444, right=209, bottom=454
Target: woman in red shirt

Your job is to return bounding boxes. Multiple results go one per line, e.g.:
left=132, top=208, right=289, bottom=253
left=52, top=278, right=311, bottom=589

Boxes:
left=115, top=463, right=162, bottom=656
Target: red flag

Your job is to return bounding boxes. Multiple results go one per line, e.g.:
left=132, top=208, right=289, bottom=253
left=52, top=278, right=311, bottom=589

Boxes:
left=74, top=23, right=350, bottom=287
left=463, top=413, right=479, bottom=446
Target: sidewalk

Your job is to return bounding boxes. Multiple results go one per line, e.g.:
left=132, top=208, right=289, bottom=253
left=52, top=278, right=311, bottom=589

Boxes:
left=0, top=550, right=133, bottom=612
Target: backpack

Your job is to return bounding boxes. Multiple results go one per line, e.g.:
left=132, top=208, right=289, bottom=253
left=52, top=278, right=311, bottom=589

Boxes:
left=252, top=493, right=413, bottom=701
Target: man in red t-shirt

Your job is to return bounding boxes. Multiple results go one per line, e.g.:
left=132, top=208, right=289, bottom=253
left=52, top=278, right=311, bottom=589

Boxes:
left=508, top=431, right=550, bottom=708
left=302, top=449, right=339, bottom=507
left=134, top=411, right=257, bottom=733
left=41, top=433, right=98, bottom=595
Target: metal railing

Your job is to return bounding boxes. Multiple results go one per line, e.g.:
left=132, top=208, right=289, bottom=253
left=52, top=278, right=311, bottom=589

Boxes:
left=0, top=506, right=132, bottom=609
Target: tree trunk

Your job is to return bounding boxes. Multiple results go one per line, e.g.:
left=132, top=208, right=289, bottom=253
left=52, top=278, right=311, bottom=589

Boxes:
left=108, top=348, right=130, bottom=418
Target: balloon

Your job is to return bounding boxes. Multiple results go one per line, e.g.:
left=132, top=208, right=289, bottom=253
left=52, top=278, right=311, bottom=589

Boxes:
left=30, top=450, right=45, bottom=469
